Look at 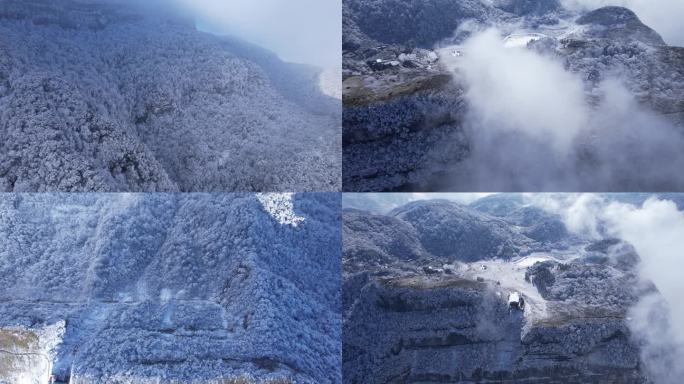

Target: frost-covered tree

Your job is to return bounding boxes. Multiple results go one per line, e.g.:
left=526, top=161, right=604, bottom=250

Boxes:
left=0, top=0, right=341, bottom=192
left=0, top=193, right=341, bottom=383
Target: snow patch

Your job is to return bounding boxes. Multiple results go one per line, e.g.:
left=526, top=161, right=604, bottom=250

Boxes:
left=2, top=322, right=65, bottom=384
left=256, top=193, right=305, bottom=227
left=503, top=33, right=547, bottom=48
left=464, top=259, right=549, bottom=324
left=515, top=254, right=553, bottom=267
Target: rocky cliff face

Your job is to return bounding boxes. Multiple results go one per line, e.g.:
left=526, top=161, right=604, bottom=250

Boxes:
left=342, top=1, right=684, bottom=191
left=0, top=0, right=341, bottom=192
left=343, top=197, right=652, bottom=383
left=0, top=193, right=341, bottom=384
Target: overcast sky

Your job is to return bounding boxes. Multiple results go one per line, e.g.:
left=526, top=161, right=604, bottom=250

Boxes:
left=171, top=0, right=341, bottom=68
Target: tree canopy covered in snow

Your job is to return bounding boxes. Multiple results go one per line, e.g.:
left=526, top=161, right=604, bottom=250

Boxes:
left=0, top=193, right=341, bottom=383
left=0, top=0, right=341, bottom=192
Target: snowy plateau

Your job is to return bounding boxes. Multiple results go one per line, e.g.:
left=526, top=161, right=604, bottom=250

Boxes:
left=342, top=0, right=684, bottom=191
left=0, top=193, right=341, bottom=383
left=0, top=0, right=341, bottom=192
left=342, top=194, right=683, bottom=383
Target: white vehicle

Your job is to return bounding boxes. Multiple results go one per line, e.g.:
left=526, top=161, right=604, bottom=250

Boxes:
left=508, top=292, right=525, bottom=311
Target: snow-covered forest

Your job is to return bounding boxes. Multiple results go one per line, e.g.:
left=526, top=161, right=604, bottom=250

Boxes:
left=0, top=193, right=341, bottom=383
left=343, top=0, right=684, bottom=191
left=343, top=193, right=684, bottom=383
left=0, top=0, right=341, bottom=192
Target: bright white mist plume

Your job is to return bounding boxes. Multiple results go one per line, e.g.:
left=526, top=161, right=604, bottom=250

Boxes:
left=449, top=28, right=684, bottom=191
left=532, top=194, right=684, bottom=383
left=459, top=28, right=588, bottom=153
left=170, top=0, right=342, bottom=68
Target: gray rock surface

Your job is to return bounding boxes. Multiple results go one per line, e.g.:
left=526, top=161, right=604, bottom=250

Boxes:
left=343, top=198, right=654, bottom=383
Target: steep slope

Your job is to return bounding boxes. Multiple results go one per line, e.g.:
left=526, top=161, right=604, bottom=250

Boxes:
left=389, top=200, right=532, bottom=261
left=342, top=1, right=684, bottom=191
left=343, top=199, right=651, bottom=383
left=0, top=0, right=341, bottom=192
left=343, top=199, right=570, bottom=274
left=0, top=193, right=341, bottom=383
left=575, top=6, right=665, bottom=45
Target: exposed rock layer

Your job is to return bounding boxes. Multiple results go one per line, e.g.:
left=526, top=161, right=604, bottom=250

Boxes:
left=343, top=197, right=650, bottom=383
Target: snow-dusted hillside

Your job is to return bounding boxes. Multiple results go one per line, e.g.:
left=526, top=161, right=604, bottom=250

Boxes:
left=0, top=193, right=341, bottom=383
left=0, top=0, right=341, bottom=192
left=343, top=196, right=659, bottom=383
left=343, top=0, right=684, bottom=191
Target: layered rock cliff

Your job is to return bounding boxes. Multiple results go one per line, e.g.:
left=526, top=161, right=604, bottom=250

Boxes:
left=343, top=197, right=655, bottom=383
left=342, top=0, right=684, bottom=191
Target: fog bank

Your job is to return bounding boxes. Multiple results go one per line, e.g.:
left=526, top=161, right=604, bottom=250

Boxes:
left=451, top=28, right=684, bottom=191
left=532, top=194, right=684, bottom=384
left=171, top=0, right=341, bottom=68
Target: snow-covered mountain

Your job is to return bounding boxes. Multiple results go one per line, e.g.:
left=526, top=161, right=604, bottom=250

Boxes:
left=343, top=196, right=662, bottom=383
left=0, top=0, right=341, bottom=192
left=343, top=0, right=684, bottom=191
left=0, top=193, right=341, bottom=383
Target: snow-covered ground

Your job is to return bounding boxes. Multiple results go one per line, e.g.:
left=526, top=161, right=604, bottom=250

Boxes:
left=0, top=322, right=63, bottom=384
left=502, top=32, right=547, bottom=47
left=436, top=44, right=465, bottom=72
left=461, top=259, right=550, bottom=326
left=451, top=242, right=604, bottom=330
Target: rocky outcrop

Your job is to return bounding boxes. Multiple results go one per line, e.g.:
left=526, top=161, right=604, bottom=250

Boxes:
left=342, top=1, right=684, bottom=191
left=342, top=83, right=468, bottom=191
left=343, top=198, right=651, bottom=383
left=0, top=193, right=341, bottom=383
left=343, top=273, right=645, bottom=384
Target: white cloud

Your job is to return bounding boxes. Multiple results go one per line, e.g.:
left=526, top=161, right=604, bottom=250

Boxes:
left=459, top=28, right=588, bottom=154
left=531, top=194, right=684, bottom=383
left=446, top=27, right=684, bottom=191
left=603, top=198, right=684, bottom=334
left=170, top=0, right=342, bottom=68
left=603, top=198, right=684, bottom=384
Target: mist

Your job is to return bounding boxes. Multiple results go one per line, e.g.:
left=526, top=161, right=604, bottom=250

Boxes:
left=450, top=28, right=684, bottom=191
left=531, top=194, right=684, bottom=383
left=458, top=29, right=588, bottom=153
left=561, top=0, right=684, bottom=47
left=603, top=198, right=684, bottom=384
left=170, top=0, right=341, bottom=68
